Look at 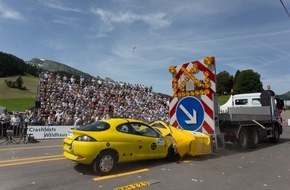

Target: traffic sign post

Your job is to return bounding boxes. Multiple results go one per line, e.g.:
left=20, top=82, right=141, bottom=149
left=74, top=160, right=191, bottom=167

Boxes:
left=176, top=96, right=204, bottom=131
left=168, top=56, right=216, bottom=134
left=168, top=56, right=225, bottom=152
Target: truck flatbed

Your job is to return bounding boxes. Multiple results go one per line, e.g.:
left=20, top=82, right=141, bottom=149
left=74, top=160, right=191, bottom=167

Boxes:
left=219, top=106, right=273, bottom=122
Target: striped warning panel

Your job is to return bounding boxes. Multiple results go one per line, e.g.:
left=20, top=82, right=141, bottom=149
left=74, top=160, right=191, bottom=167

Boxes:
left=169, top=57, right=216, bottom=134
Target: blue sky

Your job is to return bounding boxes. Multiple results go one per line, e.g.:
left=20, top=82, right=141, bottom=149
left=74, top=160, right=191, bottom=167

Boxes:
left=1, top=0, right=290, bottom=95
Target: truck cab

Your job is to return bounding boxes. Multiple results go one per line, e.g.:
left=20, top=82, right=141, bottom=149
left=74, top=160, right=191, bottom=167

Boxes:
left=219, top=93, right=261, bottom=113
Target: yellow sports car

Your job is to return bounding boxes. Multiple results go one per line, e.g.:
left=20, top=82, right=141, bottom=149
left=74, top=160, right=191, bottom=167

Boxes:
left=63, top=118, right=212, bottom=176
left=63, top=118, right=179, bottom=175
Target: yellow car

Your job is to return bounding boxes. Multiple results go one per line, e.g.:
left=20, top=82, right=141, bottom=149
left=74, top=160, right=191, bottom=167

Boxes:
left=63, top=118, right=180, bottom=176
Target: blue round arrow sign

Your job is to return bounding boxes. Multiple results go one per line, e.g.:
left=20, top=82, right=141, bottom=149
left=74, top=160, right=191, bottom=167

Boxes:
left=176, top=96, right=204, bottom=131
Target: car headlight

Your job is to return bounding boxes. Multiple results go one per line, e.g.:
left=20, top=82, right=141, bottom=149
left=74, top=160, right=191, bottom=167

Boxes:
left=76, top=135, right=96, bottom=142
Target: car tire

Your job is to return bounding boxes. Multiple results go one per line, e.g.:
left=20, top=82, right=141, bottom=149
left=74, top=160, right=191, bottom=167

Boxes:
left=93, top=150, right=117, bottom=176
left=166, top=145, right=181, bottom=161
left=237, top=127, right=249, bottom=150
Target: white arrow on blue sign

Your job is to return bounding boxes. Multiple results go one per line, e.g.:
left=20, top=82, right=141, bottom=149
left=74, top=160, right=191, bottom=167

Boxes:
left=176, top=96, right=205, bottom=131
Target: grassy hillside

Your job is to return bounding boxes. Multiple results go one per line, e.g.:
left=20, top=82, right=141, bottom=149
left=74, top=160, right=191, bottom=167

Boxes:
left=0, top=98, right=35, bottom=112
left=0, top=75, right=38, bottom=112
left=218, top=95, right=230, bottom=106
left=0, top=75, right=38, bottom=99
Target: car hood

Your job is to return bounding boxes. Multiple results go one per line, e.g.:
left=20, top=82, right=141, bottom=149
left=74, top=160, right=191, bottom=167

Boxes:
left=151, top=120, right=212, bottom=158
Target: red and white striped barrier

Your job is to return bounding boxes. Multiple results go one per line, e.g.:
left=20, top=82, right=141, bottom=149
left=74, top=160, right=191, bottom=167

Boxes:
left=169, top=57, right=216, bottom=134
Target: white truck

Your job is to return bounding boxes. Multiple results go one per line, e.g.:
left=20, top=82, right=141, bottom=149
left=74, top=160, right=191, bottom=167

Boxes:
left=217, top=93, right=283, bottom=150
left=219, top=93, right=261, bottom=113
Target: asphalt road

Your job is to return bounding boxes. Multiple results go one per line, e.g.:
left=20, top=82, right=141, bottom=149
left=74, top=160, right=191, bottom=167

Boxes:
left=0, top=126, right=290, bottom=190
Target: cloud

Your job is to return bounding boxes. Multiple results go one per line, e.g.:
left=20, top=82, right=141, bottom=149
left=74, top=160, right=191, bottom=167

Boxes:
left=52, top=16, right=80, bottom=28
left=0, top=2, right=22, bottom=20
left=1, top=0, right=289, bottom=95
left=39, top=0, right=81, bottom=12
left=263, top=73, right=290, bottom=92
left=142, top=12, right=171, bottom=29
left=91, top=8, right=171, bottom=30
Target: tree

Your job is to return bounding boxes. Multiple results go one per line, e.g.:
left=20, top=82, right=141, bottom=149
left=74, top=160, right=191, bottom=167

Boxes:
left=0, top=51, right=41, bottom=77
left=216, top=71, right=233, bottom=95
left=15, top=76, right=24, bottom=89
left=233, top=69, right=263, bottom=94
left=233, top=70, right=240, bottom=84
left=5, top=76, right=26, bottom=90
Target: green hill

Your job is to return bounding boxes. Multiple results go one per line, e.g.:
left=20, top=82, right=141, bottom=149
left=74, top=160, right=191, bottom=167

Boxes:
left=0, top=75, right=38, bottom=112
left=0, top=75, right=38, bottom=99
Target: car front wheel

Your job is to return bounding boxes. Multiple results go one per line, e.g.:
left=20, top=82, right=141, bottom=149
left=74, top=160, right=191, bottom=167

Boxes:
left=166, top=145, right=181, bottom=161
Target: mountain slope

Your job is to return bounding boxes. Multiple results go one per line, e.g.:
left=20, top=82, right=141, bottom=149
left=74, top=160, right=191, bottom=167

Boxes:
left=27, top=58, right=94, bottom=79
left=279, top=91, right=290, bottom=100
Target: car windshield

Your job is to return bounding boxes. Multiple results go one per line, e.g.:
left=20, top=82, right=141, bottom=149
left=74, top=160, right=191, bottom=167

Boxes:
left=77, top=121, right=110, bottom=131
left=150, top=122, right=173, bottom=135
left=150, top=122, right=167, bottom=129
left=131, top=123, right=159, bottom=137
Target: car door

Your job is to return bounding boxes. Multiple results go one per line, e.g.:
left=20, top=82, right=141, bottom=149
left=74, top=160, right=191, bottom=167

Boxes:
left=115, top=123, right=140, bottom=163
left=130, top=122, right=168, bottom=160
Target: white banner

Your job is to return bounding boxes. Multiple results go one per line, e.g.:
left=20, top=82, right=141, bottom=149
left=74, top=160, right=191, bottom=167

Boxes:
left=27, top=125, right=74, bottom=139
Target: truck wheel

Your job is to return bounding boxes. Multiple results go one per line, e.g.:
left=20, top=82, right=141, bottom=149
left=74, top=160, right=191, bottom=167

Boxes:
left=93, top=150, right=117, bottom=176
left=270, top=124, right=280, bottom=143
left=248, top=127, right=259, bottom=149
left=237, top=128, right=249, bottom=150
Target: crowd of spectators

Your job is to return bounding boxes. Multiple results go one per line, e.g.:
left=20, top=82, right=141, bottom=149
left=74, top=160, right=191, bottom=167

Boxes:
left=27, top=72, right=170, bottom=127
left=0, top=72, right=170, bottom=138
left=0, top=109, right=29, bottom=137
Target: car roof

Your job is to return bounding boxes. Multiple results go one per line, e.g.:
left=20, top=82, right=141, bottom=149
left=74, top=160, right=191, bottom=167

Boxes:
left=102, top=118, right=147, bottom=125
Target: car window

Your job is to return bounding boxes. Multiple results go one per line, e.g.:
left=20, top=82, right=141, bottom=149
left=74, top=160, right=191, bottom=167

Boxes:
left=77, top=121, right=110, bottom=131
left=130, top=122, right=158, bottom=137
left=150, top=122, right=167, bottom=129
left=117, top=124, right=131, bottom=133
